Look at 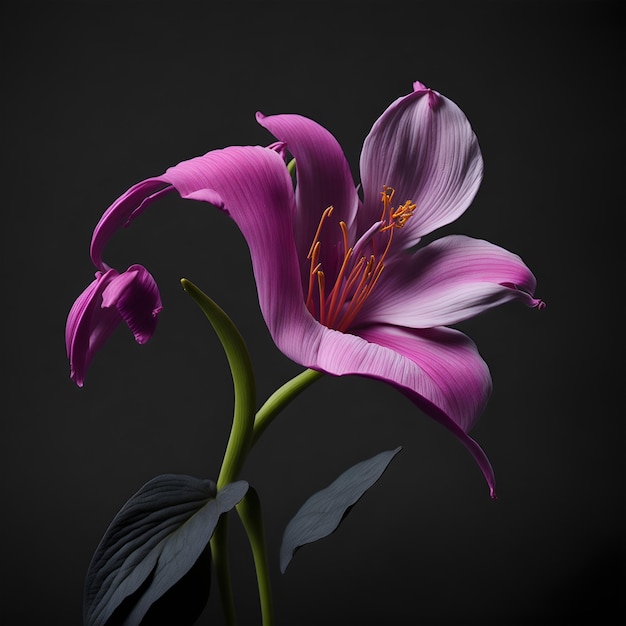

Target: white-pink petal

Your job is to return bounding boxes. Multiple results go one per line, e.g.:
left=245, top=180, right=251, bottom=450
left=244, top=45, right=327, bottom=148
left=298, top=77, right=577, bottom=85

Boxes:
left=359, top=84, right=483, bottom=249
left=358, top=235, right=544, bottom=328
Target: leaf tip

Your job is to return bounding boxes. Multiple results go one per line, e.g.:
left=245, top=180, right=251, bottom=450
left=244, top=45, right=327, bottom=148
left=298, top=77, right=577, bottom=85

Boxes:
left=279, top=546, right=295, bottom=574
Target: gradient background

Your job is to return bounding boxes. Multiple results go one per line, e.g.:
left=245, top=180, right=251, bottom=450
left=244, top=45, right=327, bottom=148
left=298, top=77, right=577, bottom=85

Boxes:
left=2, top=2, right=624, bottom=625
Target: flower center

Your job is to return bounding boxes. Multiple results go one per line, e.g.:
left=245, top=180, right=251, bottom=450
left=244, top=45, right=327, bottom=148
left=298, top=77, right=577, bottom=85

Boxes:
left=305, top=186, right=415, bottom=332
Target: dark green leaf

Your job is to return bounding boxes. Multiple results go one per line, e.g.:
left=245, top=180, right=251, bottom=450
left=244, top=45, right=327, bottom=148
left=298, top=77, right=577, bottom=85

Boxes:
left=84, top=474, right=248, bottom=626
left=280, top=447, right=402, bottom=573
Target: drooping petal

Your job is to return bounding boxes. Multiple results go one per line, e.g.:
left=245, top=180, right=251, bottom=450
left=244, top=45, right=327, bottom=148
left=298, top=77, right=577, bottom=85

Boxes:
left=357, top=235, right=545, bottom=329
left=359, top=82, right=483, bottom=249
left=352, top=325, right=492, bottom=433
left=256, top=112, right=360, bottom=280
left=90, top=180, right=174, bottom=270
left=307, top=323, right=496, bottom=497
left=66, top=265, right=163, bottom=387
left=66, top=269, right=123, bottom=387
left=160, top=145, right=325, bottom=360
left=101, top=264, right=163, bottom=344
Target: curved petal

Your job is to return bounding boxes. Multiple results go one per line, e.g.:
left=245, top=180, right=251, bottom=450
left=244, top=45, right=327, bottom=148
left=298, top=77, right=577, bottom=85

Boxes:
left=90, top=180, right=174, bottom=270
left=66, top=269, right=123, bottom=387
left=357, top=235, right=545, bottom=328
left=161, top=145, right=325, bottom=360
left=308, top=323, right=496, bottom=497
left=359, top=82, right=483, bottom=248
left=101, top=264, right=163, bottom=344
left=256, top=112, right=360, bottom=280
left=66, top=265, right=163, bottom=386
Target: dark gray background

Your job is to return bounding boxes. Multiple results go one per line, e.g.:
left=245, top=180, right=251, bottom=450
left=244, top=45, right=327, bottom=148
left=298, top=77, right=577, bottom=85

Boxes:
left=2, top=1, right=624, bottom=625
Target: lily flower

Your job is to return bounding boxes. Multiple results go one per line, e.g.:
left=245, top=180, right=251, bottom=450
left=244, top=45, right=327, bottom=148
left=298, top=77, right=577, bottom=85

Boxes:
left=73, top=81, right=544, bottom=496
left=66, top=265, right=162, bottom=387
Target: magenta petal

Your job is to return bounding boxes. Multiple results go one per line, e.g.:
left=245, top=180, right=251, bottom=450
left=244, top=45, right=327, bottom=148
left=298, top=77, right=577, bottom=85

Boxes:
left=66, top=265, right=162, bottom=386
left=90, top=179, right=174, bottom=270
left=162, top=145, right=324, bottom=361
left=359, top=83, right=483, bottom=248
left=256, top=111, right=360, bottom=267
left=65, top=269, right=123, bottom=387
left=359, top=235, right=544, bottom=328
left=305, top=323, right=496, bottom=497
left=101, top=264, right=163, bottom=344
left=255, top=113, right=358, bottom=226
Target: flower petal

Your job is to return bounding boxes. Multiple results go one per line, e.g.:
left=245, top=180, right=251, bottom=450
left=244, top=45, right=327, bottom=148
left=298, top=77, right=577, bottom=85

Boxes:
left=308, top=324, right=496, bottom=497
left=256, top=112, right=360, bottom=278
left=358, top=235, right=545, bottom=328
left=66, top=269, right=123, bottom=387
left=359, top=82, right=483, bottom=248
left=90, top=180, right=174, bottom=270
left=161, top=145, right=324, bottom=360
left=101, top=264, right=163, bottom=344
left=66, top=265, right=163, bottom=386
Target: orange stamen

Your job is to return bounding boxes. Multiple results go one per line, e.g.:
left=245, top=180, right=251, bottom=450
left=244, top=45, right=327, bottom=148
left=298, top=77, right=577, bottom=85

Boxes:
left=305, top=240, right=322, bottom=314
left=305, top=187, right=415, bottom=332
left=307, top=206, right=334, bottom=259
left=317, top=271, right=326, bottom=325
left=339, top=261, right=386, bottom=331
left=326, top=247, right=354, bottom=327
left=339, top=220, right=349, bottom=258
left=380, top=199, right=417, bottom=231
left=380, top=185, right=395, bottom=221
left=336, top=256, right=375, bottom=331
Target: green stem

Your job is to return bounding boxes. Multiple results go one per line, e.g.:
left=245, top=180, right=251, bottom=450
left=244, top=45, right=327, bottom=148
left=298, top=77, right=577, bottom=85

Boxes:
left=287, top=157, right=297, bottom=184
left=181, top=279, right=256, bottom=490
left=236, top=488, right=274, bottom=626
left=252, top=368, right=324, bottom=447
left=181, top=279, right=256, bottom=626
left=210, top=517, right=236, bottom=626
left=182, top=281, right=325, bottom=626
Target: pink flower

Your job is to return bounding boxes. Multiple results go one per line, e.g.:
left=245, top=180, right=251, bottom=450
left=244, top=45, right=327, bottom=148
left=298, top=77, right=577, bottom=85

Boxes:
left=77, top=82, right=544, bottom=496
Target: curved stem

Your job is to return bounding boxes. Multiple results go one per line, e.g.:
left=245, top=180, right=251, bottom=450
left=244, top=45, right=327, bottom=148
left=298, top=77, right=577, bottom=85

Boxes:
left=181, top=279, right=257, bottom=626
left=181, top=279, right=256, bottom=489
left=210, top=517, right=236, bottom=626
left=237, top=488, right=274, bottom=626
left=182, top=281, right=325, bottom=626
left=252, top=368, right=324, bottom=447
